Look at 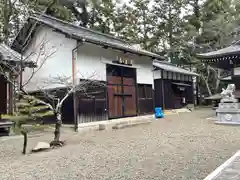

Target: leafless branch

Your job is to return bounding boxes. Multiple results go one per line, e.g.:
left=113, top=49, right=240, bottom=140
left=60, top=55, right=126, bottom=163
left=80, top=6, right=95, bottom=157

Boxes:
left=36, top=71, right=105, bottom=113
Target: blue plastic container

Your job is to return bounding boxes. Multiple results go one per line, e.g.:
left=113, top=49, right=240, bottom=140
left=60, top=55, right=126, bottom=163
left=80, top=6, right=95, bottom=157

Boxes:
left=155, top=107, right=164, bottom=118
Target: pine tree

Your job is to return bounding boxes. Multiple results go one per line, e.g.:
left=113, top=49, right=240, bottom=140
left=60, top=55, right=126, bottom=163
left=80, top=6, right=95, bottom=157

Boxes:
left=152, top=0, right=187, bottom=61
left=88, top=0, right=117, bottom=34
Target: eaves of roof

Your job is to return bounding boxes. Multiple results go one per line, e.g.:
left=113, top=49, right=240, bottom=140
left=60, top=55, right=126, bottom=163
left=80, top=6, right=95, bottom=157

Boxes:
left=197, top=41, right=240, bottom=60
left=153, top=60, right=199, bottom=76
left=0, top=44, right=36, bottom=68
left=27, top=13, right=165, bottom=60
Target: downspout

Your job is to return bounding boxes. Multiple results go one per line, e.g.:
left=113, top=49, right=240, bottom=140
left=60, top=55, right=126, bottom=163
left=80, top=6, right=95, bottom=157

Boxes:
left=72, top=39, right=85, bottom=132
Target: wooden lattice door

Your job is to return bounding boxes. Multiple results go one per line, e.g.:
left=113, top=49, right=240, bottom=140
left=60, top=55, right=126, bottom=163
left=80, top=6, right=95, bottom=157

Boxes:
left=107, top=65, right=137, bottom=119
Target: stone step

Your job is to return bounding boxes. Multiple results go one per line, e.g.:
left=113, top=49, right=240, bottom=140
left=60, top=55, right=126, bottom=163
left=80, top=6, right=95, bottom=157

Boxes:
left=112, top=120, right=152, bottom=130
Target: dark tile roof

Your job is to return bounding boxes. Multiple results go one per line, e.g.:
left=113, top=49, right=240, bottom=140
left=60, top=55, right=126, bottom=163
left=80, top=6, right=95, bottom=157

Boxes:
left=26, top=13, right=164, bottom=60
left=197, top=41, right=240, bottom=59
left=0, top=44, right=36, bottom=67
left=0, top=43, right=21, bottom=62
left=153, top=60, right=199, bottom=76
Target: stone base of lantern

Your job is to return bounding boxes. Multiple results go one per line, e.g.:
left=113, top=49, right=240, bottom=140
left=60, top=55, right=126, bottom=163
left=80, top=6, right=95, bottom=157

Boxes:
left=216, top=102, right=240, bottom=125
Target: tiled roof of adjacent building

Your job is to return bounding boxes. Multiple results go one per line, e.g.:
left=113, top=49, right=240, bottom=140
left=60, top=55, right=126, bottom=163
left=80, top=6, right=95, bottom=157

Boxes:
left=153, top=60, right=199, bottom=76
left=197, top=41, right=240, bottom=59
left=13, top=12, right=165, bottom=60
left=0, top=43, right=36, bottom=67
left=0, top=43, right=21, bottom=62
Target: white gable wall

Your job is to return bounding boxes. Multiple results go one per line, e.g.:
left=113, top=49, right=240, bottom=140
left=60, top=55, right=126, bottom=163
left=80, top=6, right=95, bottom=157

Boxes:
left=23, top=26, right=77, bottom=91
left=76, top=43, right=154, bottom=85
left=23, top=26, right=154, bottom=91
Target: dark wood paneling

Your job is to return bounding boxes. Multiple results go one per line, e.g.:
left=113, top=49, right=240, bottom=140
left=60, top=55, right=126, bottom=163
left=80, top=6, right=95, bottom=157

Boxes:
left=108, top=85, right=123, bottom=118
left=62, top=84, right=108, bottom=124
left=138, top=99, right=153, bottom=115
left=123, top=77, right=135, bottom=86
left=154, top=79, right=194, bottom=110
left=154, top=79, right=164, bottom=108
left=107, top=76, right=121, bottom=85
left=78, top=97, right=107, bottom=123
left=124, top=86, right=137, bottom=116
left=0, top=76, right=7, bottom=114
left=137, top=84, right=154, bottom=114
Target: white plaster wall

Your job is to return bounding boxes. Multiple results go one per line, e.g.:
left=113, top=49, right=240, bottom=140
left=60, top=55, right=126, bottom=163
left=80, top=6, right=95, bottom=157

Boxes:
left=23, top=26, right=77, bottom=91
left=234, top=67, right=240, bottom=76
left=76, top=43, right=154, bottom=85
left=23, top=26, right=154, bottom=91
left=135, top=56, right=154, bottom=85
left=153, top=70, right=162, bottom=79
left=76, top=43, right=106, bottom=81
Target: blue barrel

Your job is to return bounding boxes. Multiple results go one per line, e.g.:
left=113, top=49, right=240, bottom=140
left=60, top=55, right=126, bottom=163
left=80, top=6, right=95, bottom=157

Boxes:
left=155, top=107, right=164, bottom=118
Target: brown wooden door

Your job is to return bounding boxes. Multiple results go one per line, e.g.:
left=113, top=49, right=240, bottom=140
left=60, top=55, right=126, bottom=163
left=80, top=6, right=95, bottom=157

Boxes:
left=107, top=65, right=137, bottom=119
left=108, top=85, right=123, bottom=118
left=123, top=85, right=136, bottom=116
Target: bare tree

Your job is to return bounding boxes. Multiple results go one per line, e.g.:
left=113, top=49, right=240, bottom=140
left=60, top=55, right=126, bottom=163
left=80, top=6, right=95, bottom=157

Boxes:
left=0, top=37, right=57, bottom=154
left=0, top=8, right=58, bottom=154
left=35, top=73, right=105, bottom=146
left=0, top=3, right=105, bottom=151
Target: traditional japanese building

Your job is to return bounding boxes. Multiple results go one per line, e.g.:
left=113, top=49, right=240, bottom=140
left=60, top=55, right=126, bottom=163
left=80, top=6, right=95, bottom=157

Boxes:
left=153, top=60, right=199, bottom=109
left=12, top=13, right=166, bottom=125
left=0, top=44, right=23, bottom=115
left=11, top=13, right=201, bottom=126
left=197, top=41, right=240, bottom=100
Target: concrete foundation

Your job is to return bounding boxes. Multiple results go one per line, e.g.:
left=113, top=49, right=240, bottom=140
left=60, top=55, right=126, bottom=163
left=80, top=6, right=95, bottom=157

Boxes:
left=216, top=102, right=240, bottom=125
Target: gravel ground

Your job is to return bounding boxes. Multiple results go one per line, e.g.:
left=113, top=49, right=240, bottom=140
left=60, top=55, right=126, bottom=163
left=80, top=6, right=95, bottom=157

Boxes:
left=1, top=108, right=240, bottom=180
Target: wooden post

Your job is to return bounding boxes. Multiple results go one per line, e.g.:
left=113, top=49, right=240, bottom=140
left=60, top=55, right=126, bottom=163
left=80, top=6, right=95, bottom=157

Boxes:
left=72, top=40, right=84, bottom=131
left=72, top=50, right=78, bottom=132
left=8, top=78, right=13, bottom=115
left=161, top=70, right=165, bottom=110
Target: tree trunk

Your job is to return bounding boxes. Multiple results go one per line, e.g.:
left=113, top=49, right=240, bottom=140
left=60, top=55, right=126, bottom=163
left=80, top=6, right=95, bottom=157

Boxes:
left=21, top=130, right=27, bottom=155
left=204, top=79, right=212, bottom=96
left=50, top=111, right=64, bottom=147
left=54, top=112, right=62, bottom=142
left=3, top=0, right=12, bottom=44
left=215, top=69, right=221, bottom=93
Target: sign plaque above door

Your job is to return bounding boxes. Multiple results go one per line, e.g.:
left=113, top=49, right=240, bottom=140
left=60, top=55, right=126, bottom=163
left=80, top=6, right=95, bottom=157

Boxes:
left=113, top=56, right=133, bottom=66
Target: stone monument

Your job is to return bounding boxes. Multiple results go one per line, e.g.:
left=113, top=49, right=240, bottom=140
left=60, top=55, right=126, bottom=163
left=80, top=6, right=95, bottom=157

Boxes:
left=216, top=84, right=240, bottom=124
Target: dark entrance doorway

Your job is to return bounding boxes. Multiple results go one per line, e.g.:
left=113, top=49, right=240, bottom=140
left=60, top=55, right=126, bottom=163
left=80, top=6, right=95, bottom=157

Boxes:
left=107, top=64, right=137, bottom=119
